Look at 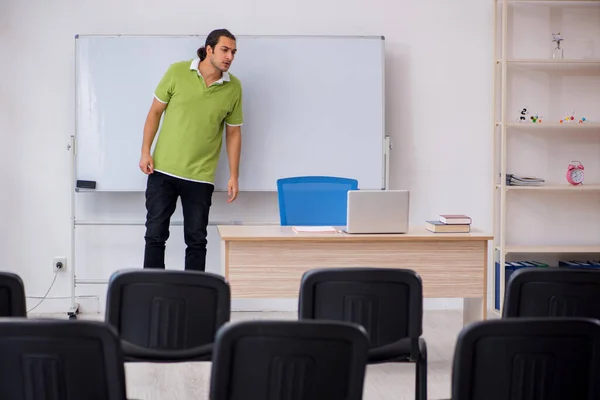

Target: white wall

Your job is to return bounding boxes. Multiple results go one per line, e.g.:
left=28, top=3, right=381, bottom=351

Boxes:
left=1, top=0, right=494, bottom=313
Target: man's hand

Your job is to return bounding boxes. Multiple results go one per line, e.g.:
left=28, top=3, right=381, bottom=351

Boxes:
left=228, top=176, right=239, bottom=203
left=139, top=153, right=154, bottom=174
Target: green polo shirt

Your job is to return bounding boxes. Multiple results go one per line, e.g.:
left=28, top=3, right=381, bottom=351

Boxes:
left=151, top=58, right=243, bottom=184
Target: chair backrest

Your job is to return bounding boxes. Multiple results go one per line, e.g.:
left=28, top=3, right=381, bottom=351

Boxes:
left=209, top=320, right=369, bottom=400
left=503, top=267, right=600, bottom=319
left=276, top=176, right=358, bottom=226
left=298, top=268, right=423, bottom=348
left=0, top=271, right=26, bottom=317
left=0, top=318, right=127, bottom=400
left=105, top=269, right=230, bottom=353
left=451, top=317, right=600, bottom=400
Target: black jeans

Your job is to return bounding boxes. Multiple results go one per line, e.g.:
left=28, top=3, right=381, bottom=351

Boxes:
left=143, top=171, right=214, bottom=271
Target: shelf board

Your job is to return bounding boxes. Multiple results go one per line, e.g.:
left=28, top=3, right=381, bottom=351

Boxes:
left=503, top=59, right=600, bottom=63
left=506, top=0, right=600, bottom=5
left=496, top=184, right=600, bottom=191
left=497, top=59, right=600, bottom=72
left=502, top=122, right=600, bottom=130
left=506, top=0, right=600, bottom=3
left=496, top=245, right=600, bottom=254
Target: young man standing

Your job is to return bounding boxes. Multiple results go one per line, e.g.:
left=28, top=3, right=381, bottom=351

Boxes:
left=139, top=29, right=243, bottom=271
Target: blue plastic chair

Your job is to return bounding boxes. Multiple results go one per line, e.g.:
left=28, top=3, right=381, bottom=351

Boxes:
left=277, top=176, right=359, bottom=226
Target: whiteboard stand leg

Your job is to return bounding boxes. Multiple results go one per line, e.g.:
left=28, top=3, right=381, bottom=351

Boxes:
left=68, top=134, right=79, bottom=320
left=68, top=304, right=79, bottom=320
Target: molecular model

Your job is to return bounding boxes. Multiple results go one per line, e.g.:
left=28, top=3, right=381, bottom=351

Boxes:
left=560, top=112, right=588, bottom=124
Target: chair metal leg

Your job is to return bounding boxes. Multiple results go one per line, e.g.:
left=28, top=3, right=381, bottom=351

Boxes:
left=415, top=338, right=428, bottom=400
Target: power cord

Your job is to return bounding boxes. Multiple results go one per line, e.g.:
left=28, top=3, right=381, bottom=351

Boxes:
left=26, top=270, right=59, bottom=313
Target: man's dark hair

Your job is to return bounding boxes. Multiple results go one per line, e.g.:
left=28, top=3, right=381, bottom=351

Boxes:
left=197, top=29, right=236, bottom=61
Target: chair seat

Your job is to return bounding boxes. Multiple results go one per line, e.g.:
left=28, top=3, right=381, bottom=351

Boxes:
left=121, top=340, right=214, bottom=363
left=368, top=338, right=412, bottom=363
left=368, top=337, right=427, bottom=364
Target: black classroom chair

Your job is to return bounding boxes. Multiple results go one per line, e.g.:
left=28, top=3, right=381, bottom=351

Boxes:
left=0, top=318, right=128, bottom=400
left=209, top=319, right=370, bottom=400
left=0, top=271, right=26, bottom=317
left=298, top=267, right=427, bottom=400
left=450, top=317, right=600, bottom=400
left=105, top=268, right=230, bottom=362
left=503, top=267, right=600, bottom=319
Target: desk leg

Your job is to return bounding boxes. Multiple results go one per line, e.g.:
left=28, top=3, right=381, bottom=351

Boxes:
left=463, top=298, right=484, bottom=325
left=462, top=241, right=489, bottom=326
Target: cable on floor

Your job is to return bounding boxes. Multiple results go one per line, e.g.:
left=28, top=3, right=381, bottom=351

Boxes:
left=26, top=271, right=59, bottom=313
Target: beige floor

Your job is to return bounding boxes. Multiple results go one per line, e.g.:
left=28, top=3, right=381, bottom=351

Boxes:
left=40, top=310, right=464, bottom=400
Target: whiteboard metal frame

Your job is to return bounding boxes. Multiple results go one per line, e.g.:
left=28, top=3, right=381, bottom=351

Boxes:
left=67, top=34, right=390, bottom=317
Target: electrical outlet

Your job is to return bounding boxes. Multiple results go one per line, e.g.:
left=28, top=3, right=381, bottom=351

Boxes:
left=52, top=257, right=67, bottom=272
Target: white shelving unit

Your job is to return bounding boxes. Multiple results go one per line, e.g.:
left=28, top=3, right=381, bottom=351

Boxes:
left=493, top=0, right=600, bottom=312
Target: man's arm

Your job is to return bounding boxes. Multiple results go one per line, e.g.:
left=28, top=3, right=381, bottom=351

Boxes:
left=225, top=124, right=242, bottom=202
left=139, top=98, right=167, bottom=174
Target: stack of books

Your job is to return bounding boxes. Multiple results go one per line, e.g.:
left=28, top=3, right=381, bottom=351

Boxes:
left=506, top=174, right=545, bottom=187
left=425, top=214, right=471, bottom=233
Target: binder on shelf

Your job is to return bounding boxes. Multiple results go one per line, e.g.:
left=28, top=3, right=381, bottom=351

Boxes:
left=505, top=174, right=545, bottom=187
left=494, top=260, right=549, bottom=310
left=559, top=260, right=600, bottom=269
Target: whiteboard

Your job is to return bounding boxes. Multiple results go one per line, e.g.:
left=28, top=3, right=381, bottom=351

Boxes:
left=74, top=35, right=386, bottom=191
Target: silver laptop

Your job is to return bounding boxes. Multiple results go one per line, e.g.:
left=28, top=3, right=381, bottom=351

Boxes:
left=338, top=190, right=410, bottom=234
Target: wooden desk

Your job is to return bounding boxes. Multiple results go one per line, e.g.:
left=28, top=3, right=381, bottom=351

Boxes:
left=217, top=225, right=492, bottom=325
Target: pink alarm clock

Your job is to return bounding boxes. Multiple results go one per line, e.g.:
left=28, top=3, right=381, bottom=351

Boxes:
left=566, top=161, right=584, bottom=185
